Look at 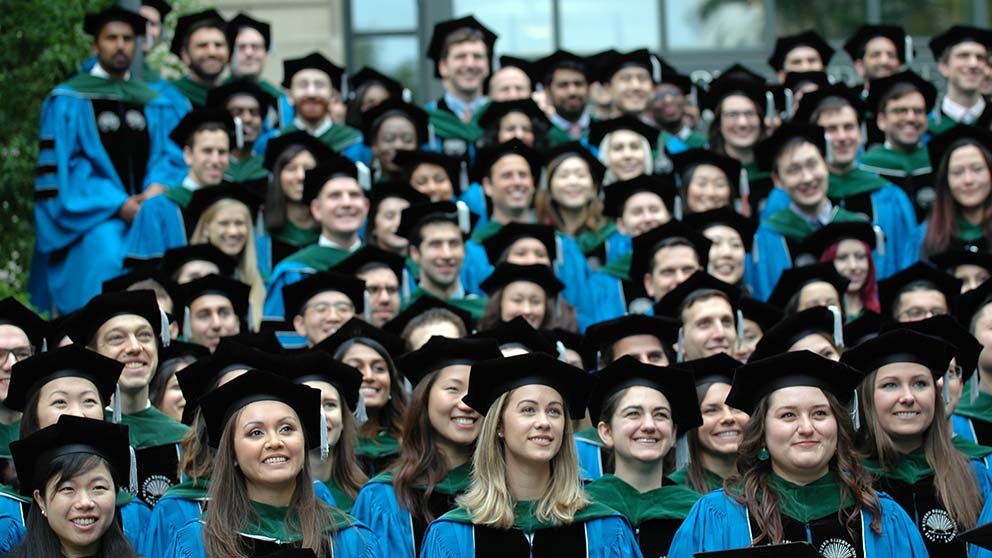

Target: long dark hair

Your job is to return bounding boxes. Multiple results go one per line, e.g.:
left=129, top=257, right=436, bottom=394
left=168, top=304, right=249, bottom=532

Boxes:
left=922, top=138, right=992, bottom=256
left=149, top=355, right=196, bottom=412
left=726, top=391, right=881, bottom=544
left=707, top=95, right=767, bottom=159
left=535, top=153, right=607, bottom=237
left=9, top=453, right=137, bottom=558
left=477, top=287, right=578, bottom=332
left=178, top=409, right=214, bottom=481
left=480, top=111, right=551, bottom=150
left=333, top=338, right=407, bottom=438
left=264, top=143, right=310, bottom=232
left=324, top=389, right=368, bottom=501
left=684, top=381, right=722, bottom=494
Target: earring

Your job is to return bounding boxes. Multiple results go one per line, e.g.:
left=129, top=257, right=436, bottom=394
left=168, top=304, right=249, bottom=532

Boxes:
left=40, top=508, right=46, bottom=517
left=758, top=447, right=770, bottom=461
left=497, top=432, right=504, bottom=438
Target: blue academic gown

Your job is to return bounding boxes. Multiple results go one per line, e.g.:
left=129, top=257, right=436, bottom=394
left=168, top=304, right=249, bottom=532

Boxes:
left=351, top=480, right=418, bottom=557
left=0, top=514, right=22, bottom=556
left=667, top=489, right=928, bottom=558
left=263, top=244, right=362, bottom=322
left=163, top=516, right=381, bottom=558
left=575, top=432, right=607, bottom=482
left=419, top=510, right=643, bottom=557
left=32, top=77, right=187, bottom=313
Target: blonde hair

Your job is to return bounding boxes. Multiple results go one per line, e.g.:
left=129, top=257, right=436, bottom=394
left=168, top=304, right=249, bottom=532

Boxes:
left=597, top=132, right=653, bottom=186
left=456, top=389, right=587, bottom=528
left=191, top=198, right=264, bottom=329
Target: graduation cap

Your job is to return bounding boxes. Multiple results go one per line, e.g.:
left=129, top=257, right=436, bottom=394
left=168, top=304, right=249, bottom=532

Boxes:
left=931, top=248, right=992, bottom=275
left=206, top=78, right=275, bottom=121
left=702, top=73, right=767, bottom=114
left=393, top=150, right=463, bottom=195
left=168, top=109, right=234, bottom=148
left=629, top=221, right=713, bottom=285
left=475, top=316, right=558, bottom=356
left=367, top=182, right=431, bottom=222
left=844, top=311, right=881, bottom=348
left=791, top=83, right=866, bottom=125
left=957, top=277, right=992, bottom=329
left=877, top=262, right=961, bottom=320
left=83, top=6, right=147, bottom=37
left=543, top=142, right=607, bottom=186
left=6, top=345, right=122, bottom=413
left=170, top=9, right=226, bottom=57
left=348, top=67, right=405, bottom=101
left=477, top=99, right=551, bottom=132
left=671, top=149, right=742, bottom=193
left=158, top=340, right=210, bottom=364
left=426, top=15, right=498, bottom=78
left=795, top=220, right=877, bottom=261
left=359, top=99, right=430, bottom=147
left=262, top=131, right=337, bottom=172
left=865, top=70, right=937, bottom=114
left=159, top=244, right=236, bottom=282
left=957, top=521, right=992, bottom=550
left=844, top=25, right=910, bottom=64
left=738, top=296, right=784, bottom=333
left=767, top=263, right=850, bottom=310
left=183, top=179, right=266, bottom=236
left=472, top=139, right=543, bottom=184
left=927, top=124, right=992, bottom=171
left=312, top=317, right=404, bottom=359
left=535, top=49, right=591, bottom=84
left=10, top=415, right=131, bottom=497
left=281, top=52, right=345, bottom=91
left=783, top=71, right=830, bottom=94
left=199, top=369, right=322, bottom=449
left=173, top=274, right=251, bottom=329
left=479, top=263, right=564, bottom=297
left=482, top=223, right=557, bottom=265
left=656, top=57, right=693, bottom=94
left=929, top=25, right=992, bottom=59
left=653, top=271, right=740, bottom=320
left=141, top=0, right=172, bottom=19
left=462, top=352, right=593, bottom=417
left=695, top=542, right=823, bottom=558
left=331, top=244, right=406, bottom=284
left=396, top=336, right=502, bottom=385
left=582, top=314, right=680, bottom=363
left=726, top=350, right=861, bottom=415
left=587, top=355, right=702, bottom=430
left=586, top=49, right=620, bottom=83
left=601, top=174, right=678, bottom=219
left=675, top=352, right=741, bottom=386
left=101, top=266, right=168, bottom=296
left=683, top=207, right=756, bottom=251
left=301, top=155, right=360, bottom=204
left=597, top=49, right=657, bottom=83
left=749, top=306, right=843, bottom=362
left=587, top=116, right=660, bottom=150
left=67, top=290, right=163, bottom=346
left=754, top=122, right=827, bottom=173
left=494, top=55, right=540, bottom=87
left=543, top=328, right=588, bottom=368
left=887, top=315, right=982, bottom=382
left=842, top=328, right=954, bottom=379
left=279, top=351, right=363, bottom=412
left=382, top=294, right=474, bottom=337
left=767, top=30, right=835, bottom=71
left=396, top=201, right=469, bottom=241
left=281, top=271, right=365, bottom=322
left=225, top=12, right=271, bottom=52
left=0, top=297, right=49, bottom=351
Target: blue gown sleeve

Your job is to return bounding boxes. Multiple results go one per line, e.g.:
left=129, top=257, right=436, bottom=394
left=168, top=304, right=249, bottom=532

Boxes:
left=341, top=141, right=367, bottom=164
left=123, top=194, right=188, bottom=260
left=120, top=498, right=152, bottom=554
left=586, top=515, right=644, bottom=558
left=144, top=95, right=189, bottom=188
left=263, top=259, right=316, bottom=321
left=575, top=437, right=605, bottom=481
left=605, top=230, right=632, bottom=265
left=869, top=185, right=920, bottom=280
left=334, top=521, right=383, bottom=558
left=314, top=479, right=337, bottom=507
left=758, top=187, right=791, bottom=221
left=866, top=493, right=929, bottom=558
left=458, top=182, right=488, bottom=226
left=461, top=241, right=493, bottom=297
left=746, top=225, right=792, bottom=302
left=0, top=514, right=24, bottom=556
left=587, top=270, right=628, bottom=323
left=143, top=497, right=202, bottom=558
left=419, top=519, right=475, bottom=558
left=555, top=235, right=595, bottom=331
left=350, top=481, right=415, bottom=557
left=163, top=518, right=206, bottom=558
left=667, top=491, right=751, bottom=558
left=953, top=415, right=977, bottom=443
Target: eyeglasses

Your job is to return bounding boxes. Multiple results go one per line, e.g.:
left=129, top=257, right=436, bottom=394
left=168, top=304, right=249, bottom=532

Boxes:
left=0, top=347, right=34, bottom=363
left=946, top=365, right=964, bottom=380
left=306, top=301, right=355, bottom=316
left=723, top=110, right=759, bottom=121
left=897, top=306, right=948, bottom=321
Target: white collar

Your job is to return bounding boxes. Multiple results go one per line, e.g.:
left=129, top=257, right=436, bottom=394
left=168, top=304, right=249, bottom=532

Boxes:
left=318, top=235, right=361, bottom=251
left=181, top=175, right=201, bottom=191
left=942, top=95, right=986, bottom=124
left=90, top=62, right=130, bottom=81
left=294, top=116, right=333, bottom=137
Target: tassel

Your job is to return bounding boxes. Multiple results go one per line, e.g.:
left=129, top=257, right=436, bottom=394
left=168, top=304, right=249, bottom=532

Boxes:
left=736, top=309, right=744, bottom=351
left=595, top=349, right=603, bottom=368
left=751, top=234, right=759, bottom=263
left=41, top=338, right=48, bottom=353
left=128, top=445, right=138, bottom=496
left=353, top=391, right=369, bottom=426
left=934, top=94, right=943, bottom=126
left=357, top=162, right=372, bottom=191
left=459, top=161, right=470, bottom=195
left=851, top=389, right=860, bottom=430
left=650, top=53, right=661, bottom=84
left=247, top=302, right=256, bottom=333
left=159, top=309, right=171, bottom=348
left=905, top=35, right=914, bottom=65
left=765, top=91, right=775, bottom=123
left=824, top=132, right=834, bottom=166
left=428, top=122, right=437, bottom=149
left=319, top=410, right=329, bottom=461
left=182, top=306, right=192, bottom=340
left=234, top=116, right=245, bottom=151
left=402, top=88, right=412, bottom=103
left=113, top=383, right=122, bottom=424
left=364, top=290, right=373, bottom=323
left=690, top=85, right=699, bottom=110
left=739, top=168, right=751, bottom=218
left=673, top=197, right=683, bottom=221
left=555, top=235, right=564, bottom=268
left=556, top=340, right=567, bottom=362
left=872, top=225, right=886, bottom=257
left=538, top=166, right=550, bottom=191
left=828, top=305, right=844, bottom=348
left=784, top=88, right=794, bottom=119
left=675, top=434, right=690, bottom=470
left=339, top=72, right=349, bottom=100
left=554, top=295, right=563, bottom=321
left=455, top=200, right=471, bottom=234
left=970, top=369, right=980, bottom=404
left=943, top=371, right=952, bottom=405
left=402, top=268, right=412, bottom=300
left=677, top=327, right=685, bottom=363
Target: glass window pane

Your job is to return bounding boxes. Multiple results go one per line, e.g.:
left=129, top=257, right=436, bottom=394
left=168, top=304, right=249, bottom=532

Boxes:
left=453, top=0, right=553, bottom=57
left=352, top=0, right=417, bottom=32
left=881, top=0, right=971, bottom=37
left=666, top=0, right=766, bottom=50
left=773, top=1, right=866, bottom=40
left=352, top=36, right=420, bottom=99
left=560, top=0, right=660, bottom=53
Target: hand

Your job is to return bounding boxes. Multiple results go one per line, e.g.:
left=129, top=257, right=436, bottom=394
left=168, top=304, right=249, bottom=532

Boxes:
left=118, top=195, right=142, bottom=223
left=141, top=183, right=167, bottom=200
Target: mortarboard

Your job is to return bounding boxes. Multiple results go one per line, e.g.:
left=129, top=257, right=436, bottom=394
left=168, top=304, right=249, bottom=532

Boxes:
left=767, top=263, right=850, bottom=310
left=463, top=352, right=593, bottom=417
left=396, top=336, right=502, bottom=385
left=726, top=350, right=861, bottom=415
left=426, top=16, right=497, bottom=78
left=6, top=345, right=122, bottom=413
left=282, top=52, right=345, bottom=91
left=281, top=271, right=365, bottom=322
left=767, top=30, right=835, bottom=71
left=170, top=9, right=226, bottom=57
left=587, top=355, right=701, bottom=430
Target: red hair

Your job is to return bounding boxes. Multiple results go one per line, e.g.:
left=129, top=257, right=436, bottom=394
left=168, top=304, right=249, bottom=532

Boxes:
left=820, top=240, right=880, bottom=314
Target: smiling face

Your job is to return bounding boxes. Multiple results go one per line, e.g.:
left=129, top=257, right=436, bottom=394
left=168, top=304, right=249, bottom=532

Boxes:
left=489, top=67, right=531, bottom=102
left=428, top=365, right=481, bottom=451
left=735, top=319, right=762, bottom=362
left=410, top=162, right=455, bottom=202
left=310, top=177, right=369, bottom=240
left=877, top=91, right=927, bottom=151
left=497, top=112, right=535, bottom=146
left=232, top=27, right=267, bottom=77
left=225, top=93, right=262, bottom=144
left=703, top=225, right=745, bottom=284
left=680, top=295, right=737, bottom=361
left=233, top=400, right=306, bottom=495
left=293, top=290, right=356, bottom=347
left=817, top=106, right=862, bottom=170
left=483, top=154, right=535, bottom=221
left=598, top=386, right=675, bottom=465
left=947, top=144, right=992, bottom=211
left=549, top=68, right=589, bottom=120
left=606, top=130, right=648, bottom=181
left=782, top=46, right=824, bottom=74
left=858, top=36, right=900, bottom=80
left=303, top=380, right=344, bottom=448
left=0, top=325, right=31, bottom=400
left=643, top=245, right=700, bottom=301
left=719, top=95, right=761, bottom=151
left=372, top=196, right=411, bottom=252
left=35, top=460, right=117, bottom=558
left=833, top=239, right=869, bottom=292
left=290, top=69, right=333, bottom=123
left=92, top=314, right=158, bottom=394
left=765, top=386, right=838, bottom=483
left=871, top=362, right=935, bottom=451
left=205, top=203, right=250, bottom=257
left=342, top=343, right=391, bottom=410
left=280, top=150, right=317, bottom=203
left=500, top=384, right=566, bottom=467
left=182, top=26, right=228, bottom=81
left=774, top=142, right=829, bottom=214
left=686, top=164, right=732, bottom=213
left=500, top=281, right=547, bottom=329
left=618, top=191, right=671, bottom=237
left=549, top=156, right=595, bottom=210
left=373, top=116, right=419, bottom=174
left=36, top=377, right=104, bottom=429
left=159, top=372, right=186, bottom=423
left=411, top=222, right=465, bottom=292
left=184, top=129, right=230, bottom=188
left=940, top=41, right=989, bottom=96
left=188, top=294, right=240, bottom=352
left=697, top=382, right=748, bottom=456
left=610, top=66, right=653, bottom=115
left=439, top=40, right=489, bottom=97
left=357, top=267, right=401, bottom=327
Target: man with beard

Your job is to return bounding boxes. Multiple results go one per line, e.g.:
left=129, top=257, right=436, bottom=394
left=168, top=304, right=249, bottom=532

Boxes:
left=843, top=25, right=909, bottom=96
left=168, top=9, right=228, bottom=107
left=929, top=25, right=992, bottom=134
left=425, top=16, right=498, bottom=161
left=31, top=6, right=187, bottom=314
left=277, top=52, right=364, bottom=160
left=650, top=57, right=706, bottom=153
left=206, top=79, right=273, bottom=182
left=225, top=13, right=287, bottom=127
left=536, top=50, right=591, bottom=145
left=767, top=29, right=834, bottom=84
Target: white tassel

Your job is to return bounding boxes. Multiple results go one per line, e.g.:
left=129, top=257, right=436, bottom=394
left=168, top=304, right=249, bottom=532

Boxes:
left=905, top=35, right=914, bottom=65
left=402, top=88, right=413, bottom=103
left=872, top=225, right=886, bottom=257
left=234, top=117, right=245, bottom=150
left=357, top=162, right=372, bottom=191
left=128, top=445, right=138, bottom=496
left=736, top=309, right=744, bottom=351
left=353, top=391, right=369, bottom=426
left=673, top=197, right=683, bottom=221
left=555, top=235, right=563, bottom=268
left=650, top=53, right=661, bottom=84
left=339, top=72, right=349, bottom=100
left=675, top=434, right=690, bottom=471
left=971, top=369, right=980, bottom=404
left=677, top=327, right=685, bottom=363
left=160, top=309, right=171, bottom=347
left=765, top=91, right=775, bottom=123
left=402, top=268, right=412, bottom=300
left=934, top=94, right=943, bottom=126
left=459, top=161, right=470, bottom=194
left=828, top=305, right=844, bottom=348
left=455, top=200, right=471, bottom=234
left=860, top=120, right=868, bottom=144
left=428, top=122, right=437, bottom=148
left=784, top=88, right=794, bottom=119
left=556, top=341, right=567, bottom=362
left=824, top=132, right=834, bottom=166
left=851, top=389, right=860, bottom=430
left=364, top=290, right=373, bottom=323
left=943, top=371, right=952, bottom=405
left=319, top=410, right=329, bottom=461
left=182, top=306, right=192, bottom=340
left=41, top=338, right=48, bottom=353
left=113, top=383, right=122, bottom=424
left=690, top=85, right=698, bottom=109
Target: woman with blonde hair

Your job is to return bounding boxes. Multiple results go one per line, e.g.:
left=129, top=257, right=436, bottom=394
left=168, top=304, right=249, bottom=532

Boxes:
left=420, top=352, right=641, bottom=556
